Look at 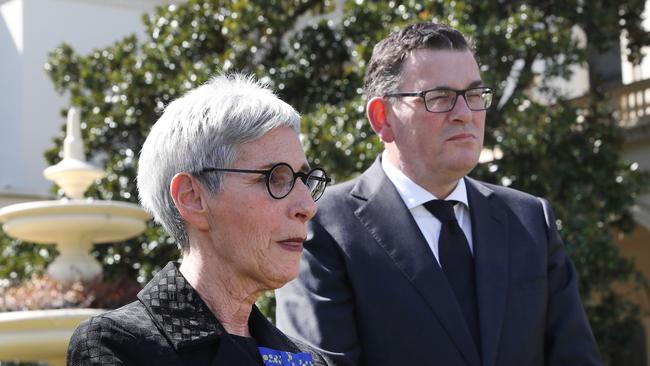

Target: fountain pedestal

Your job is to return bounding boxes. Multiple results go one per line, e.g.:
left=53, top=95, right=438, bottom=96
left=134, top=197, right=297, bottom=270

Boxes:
left=0, top=107, right=150, bottom=364
left=0, top=200, right=149, bottom=282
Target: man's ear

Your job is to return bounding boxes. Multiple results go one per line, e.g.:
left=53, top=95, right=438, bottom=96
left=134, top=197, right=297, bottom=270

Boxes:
left=367, top=97, right=395, bottom=143
left=170, top=173, right=210, bottom=231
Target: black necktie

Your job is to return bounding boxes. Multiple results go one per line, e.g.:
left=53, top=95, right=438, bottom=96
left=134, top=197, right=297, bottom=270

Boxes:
left=424, top=199, right=481, bottom=352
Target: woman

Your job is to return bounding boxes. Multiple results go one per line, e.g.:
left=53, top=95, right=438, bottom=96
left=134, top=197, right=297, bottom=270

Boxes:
left=67, top=73, right=333, bottom=365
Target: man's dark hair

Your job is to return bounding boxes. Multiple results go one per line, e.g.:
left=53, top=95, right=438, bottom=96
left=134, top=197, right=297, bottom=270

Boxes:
left=364, top=23, right=474, bottom=99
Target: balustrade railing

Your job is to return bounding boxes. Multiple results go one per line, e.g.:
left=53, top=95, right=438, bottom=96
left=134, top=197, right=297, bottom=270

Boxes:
left=614, top=78, right=650, bottom=128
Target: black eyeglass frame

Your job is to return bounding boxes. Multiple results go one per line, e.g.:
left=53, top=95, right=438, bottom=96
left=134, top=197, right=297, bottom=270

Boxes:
left=384, top=86, right=495, bottom=113
left=198, top=162, right=332, bottom=201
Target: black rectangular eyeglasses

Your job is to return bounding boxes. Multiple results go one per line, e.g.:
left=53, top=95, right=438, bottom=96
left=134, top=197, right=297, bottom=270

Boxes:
left=385, top=86, right=494, bottom=113
left=199, top=162, right=331, bottom=201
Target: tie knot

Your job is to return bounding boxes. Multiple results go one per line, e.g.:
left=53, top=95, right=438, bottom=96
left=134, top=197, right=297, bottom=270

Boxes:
left=423, top=200, right=458, bottom=222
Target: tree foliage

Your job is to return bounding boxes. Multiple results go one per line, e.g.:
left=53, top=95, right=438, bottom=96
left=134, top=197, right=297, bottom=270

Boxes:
left=1, top=0, right=649, bottom=363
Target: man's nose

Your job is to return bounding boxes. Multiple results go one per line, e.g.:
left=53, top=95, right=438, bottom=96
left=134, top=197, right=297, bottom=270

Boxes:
left=449, top=94, right=473, bottom=122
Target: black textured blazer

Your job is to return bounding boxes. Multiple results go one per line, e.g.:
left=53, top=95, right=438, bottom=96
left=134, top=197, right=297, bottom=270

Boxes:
left=67, top=262, right=332, bottom=366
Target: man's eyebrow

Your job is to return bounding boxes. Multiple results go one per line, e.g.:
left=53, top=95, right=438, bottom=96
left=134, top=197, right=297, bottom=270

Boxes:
left=468, top=80, right=486, bottom=88
left=429, top=80, right=486, bottom=90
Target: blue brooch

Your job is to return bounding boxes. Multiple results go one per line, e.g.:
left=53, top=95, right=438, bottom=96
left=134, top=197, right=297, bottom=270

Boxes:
left=258, top=346, right=315, bottom=366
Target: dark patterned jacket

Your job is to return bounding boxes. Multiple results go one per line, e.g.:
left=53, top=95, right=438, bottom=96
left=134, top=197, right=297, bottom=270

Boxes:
left=67, top=262, right=333, bottom=366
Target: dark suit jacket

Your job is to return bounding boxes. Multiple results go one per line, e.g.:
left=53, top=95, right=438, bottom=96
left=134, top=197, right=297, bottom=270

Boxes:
left=68, top=262, right=332, bottom=366
left=276, top=158, right=602, bottom=366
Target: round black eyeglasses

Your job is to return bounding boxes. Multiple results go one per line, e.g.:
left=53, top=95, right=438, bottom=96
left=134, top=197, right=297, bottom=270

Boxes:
left=199, top=162, right=332, bottom=201
left=385, top=86, right=494, bottom=113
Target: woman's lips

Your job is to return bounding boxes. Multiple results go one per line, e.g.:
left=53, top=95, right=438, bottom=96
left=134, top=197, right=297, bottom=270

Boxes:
left=447, top=133, right=476, bottom=142
left=277, top=238, right=305, bottom=252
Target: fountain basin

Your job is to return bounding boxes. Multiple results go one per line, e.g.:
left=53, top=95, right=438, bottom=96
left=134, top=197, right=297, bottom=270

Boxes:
left=0, top=200, right=149, bottom=243
left=0, top=308, right=104, bottom=366
left=0, top=200, right=150, bottom=282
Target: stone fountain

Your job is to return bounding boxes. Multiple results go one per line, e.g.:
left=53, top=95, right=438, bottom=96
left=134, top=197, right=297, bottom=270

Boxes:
left=0, top=107, right=150, bottom=365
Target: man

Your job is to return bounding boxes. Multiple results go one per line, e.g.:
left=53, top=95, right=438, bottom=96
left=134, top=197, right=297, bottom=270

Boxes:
left=276, top=23, right=602, bottom=366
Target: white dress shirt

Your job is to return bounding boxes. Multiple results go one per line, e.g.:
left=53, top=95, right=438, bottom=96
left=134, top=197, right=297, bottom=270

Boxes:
left=381, top=152, right=474, bottom=266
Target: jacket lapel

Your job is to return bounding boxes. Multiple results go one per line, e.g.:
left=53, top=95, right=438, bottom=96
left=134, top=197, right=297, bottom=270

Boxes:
left=211, top=337, right=262, bottom=366
left=351, top=160, right=480, bottom=366
left=466, top=178, right=509, bottom=366
left=247, top=306, right=328, bottom=366
left=138, top=262, right=223, bottom=350
left=249, top=306, right=296, bottom=351
left=137, top=262, right=261, bottom=365
left=212, top=306, right=296, bottom=366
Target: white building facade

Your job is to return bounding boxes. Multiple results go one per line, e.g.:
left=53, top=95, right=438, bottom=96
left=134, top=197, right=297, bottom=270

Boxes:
left=0, top=0, right=167, bottom=207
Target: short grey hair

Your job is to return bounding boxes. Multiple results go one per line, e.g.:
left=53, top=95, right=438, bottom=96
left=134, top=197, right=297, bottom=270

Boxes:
left=137, top=73, right=301, bottom=251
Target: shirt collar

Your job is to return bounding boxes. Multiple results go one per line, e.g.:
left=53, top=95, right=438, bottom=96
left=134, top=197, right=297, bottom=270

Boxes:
left=381, top=151, right=469, bottom=210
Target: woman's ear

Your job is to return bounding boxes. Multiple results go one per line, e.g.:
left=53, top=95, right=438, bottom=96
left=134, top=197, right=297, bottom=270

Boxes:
left=170, top=173, right=210, bottom=231
left=367, top=97, right=395, bottom=143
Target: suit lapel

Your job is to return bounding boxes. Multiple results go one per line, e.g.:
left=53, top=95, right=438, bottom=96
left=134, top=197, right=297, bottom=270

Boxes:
left=351, top=160, right=480, bottom=366
left=466, top=178, right=509, bottom=366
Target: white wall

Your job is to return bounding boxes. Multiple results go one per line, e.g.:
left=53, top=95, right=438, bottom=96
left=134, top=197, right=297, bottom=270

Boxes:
left=0, top=0, right=168, bottom=206
left=622, top=0, right=650, bottom=84
left=0, top=0, right=25, bottom=204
